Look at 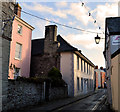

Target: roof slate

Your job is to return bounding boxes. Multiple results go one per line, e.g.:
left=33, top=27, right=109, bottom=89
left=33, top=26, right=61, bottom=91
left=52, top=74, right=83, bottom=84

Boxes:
left=31, top=35, right=78, bottom=56
left=31, top=35, right=95, bottom=66
left=57, top=35, right=78, bottom=52
left=31, top=39, right=44, bottom=55
left=106, top=17, right=120, bottom=34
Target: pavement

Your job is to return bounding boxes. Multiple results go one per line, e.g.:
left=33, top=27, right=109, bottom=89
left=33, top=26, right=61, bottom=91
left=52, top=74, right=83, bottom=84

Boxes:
left=9, top=89, right=107, bottom=112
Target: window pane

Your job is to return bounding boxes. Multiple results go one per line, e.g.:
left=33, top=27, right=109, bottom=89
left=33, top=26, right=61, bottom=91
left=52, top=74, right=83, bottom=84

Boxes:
left=84, top=62, right=86, bottom=73
left=18, top=25, right=22, bottom=34
left=81, top=78, right=83, bottom=91
left=77, top=56, right=79, bottom=70
left=77, top=77, right=79, bottom=91
left=15, top=43, right=22, bottom=59
left=81, top=59, right=83, bottom=71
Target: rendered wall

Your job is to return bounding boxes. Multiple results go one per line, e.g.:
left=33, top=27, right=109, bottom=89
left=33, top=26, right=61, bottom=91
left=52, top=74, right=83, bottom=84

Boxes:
left=9, top=17, right=33, bottom=79
left=111, top=54, right=120, bottom=111
left=60, top=52, right=74, bottom=96
left=73, top=54, right=94, bottom=96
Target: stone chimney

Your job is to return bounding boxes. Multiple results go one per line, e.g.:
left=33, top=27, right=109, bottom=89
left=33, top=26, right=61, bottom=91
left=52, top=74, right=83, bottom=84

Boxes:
left=45, top=25, right=57, bottom=41
left=44, top=25, right=58, bottom=55
left=14, top=3, right=21, bottom=18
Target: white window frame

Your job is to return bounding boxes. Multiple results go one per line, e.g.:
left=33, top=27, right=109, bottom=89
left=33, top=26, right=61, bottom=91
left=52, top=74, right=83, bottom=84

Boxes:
left=18, top=24, right=22, bottom=35
left=15, top=42, right=22, bottom=60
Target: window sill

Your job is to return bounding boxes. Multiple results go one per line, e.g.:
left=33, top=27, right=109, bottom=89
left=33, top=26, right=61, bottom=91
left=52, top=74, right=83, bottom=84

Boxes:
left=14, top=58, right=21, bottom=61
left=17, top=32, right=22, bottom=36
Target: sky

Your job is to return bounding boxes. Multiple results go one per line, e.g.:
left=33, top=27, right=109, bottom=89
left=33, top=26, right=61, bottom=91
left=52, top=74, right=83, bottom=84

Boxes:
left=17, top=0, right=118, bottom=68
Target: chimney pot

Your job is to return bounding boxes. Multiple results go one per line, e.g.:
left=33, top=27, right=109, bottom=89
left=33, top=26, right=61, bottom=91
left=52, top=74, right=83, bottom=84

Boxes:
left=95, top=66, right=98, bottom=69
left=14, top=3, right=22, bottom=18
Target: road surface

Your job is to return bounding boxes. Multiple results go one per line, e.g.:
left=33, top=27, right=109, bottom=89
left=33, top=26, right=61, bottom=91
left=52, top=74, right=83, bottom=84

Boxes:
left=54, top=89, right=110, bottom=111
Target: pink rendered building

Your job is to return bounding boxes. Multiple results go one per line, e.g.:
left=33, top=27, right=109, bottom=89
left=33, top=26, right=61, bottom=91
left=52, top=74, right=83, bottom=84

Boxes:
left=9, top=3, right=34, bottom=79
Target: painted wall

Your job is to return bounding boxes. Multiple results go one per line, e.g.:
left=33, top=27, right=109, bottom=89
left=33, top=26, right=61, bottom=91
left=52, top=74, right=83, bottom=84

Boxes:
left=95, top=72, right=99, bottom=89
left=101, top=72, right=105, bottom=88
left=73, top=54, right=94, bottom=96
left=94, top=69, right=106, bottom=88
left=9, top=17, right=33, bottom=79
left=60, top=52, right=94, bottom=97
left=94, top=69, right=101, bottom=87
left=119, top=1, right=120, bottom=16
left=60, top=52, right=74, bottom=96
left=111, top=54, right=120, bottom=111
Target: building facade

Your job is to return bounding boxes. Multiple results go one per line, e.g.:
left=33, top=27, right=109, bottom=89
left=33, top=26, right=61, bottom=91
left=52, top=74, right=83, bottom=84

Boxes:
left=94, top=67, right=106, bottom=89
left=60, top=50, right=95, bottom=96
left=0, top=1, right=15, bottom=111
left=104, top=17, right=120, bottom=111
left=31, top=25, right=95, bottom=97
left=8, top=3, right=34, bottom=79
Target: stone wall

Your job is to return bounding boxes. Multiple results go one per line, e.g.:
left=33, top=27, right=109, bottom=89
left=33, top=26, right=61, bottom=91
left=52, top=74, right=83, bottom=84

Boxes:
left=0, top=2, right=15, bottom=111
left=6, top=80, right=68, bottom=110
left=31, top=55, right=60, bottom=76
left=49, top=87, right=68, bottom=101
left=31, top=25, right=60, bottom=76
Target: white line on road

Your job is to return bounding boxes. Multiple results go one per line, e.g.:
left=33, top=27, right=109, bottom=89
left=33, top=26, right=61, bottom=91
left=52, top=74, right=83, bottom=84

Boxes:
left=92, top=95, right=106, bottom=111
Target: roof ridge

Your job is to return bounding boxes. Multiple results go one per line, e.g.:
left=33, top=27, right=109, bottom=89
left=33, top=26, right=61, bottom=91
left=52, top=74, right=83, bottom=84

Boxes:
left=57, top=35, right=78, bottom=50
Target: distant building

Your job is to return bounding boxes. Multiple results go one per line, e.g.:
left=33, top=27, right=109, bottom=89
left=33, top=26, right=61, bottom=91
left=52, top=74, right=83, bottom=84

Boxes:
left=31, top=25, right=95, bottom=97
left=8, top=3, right=34, bottom=79
left=94, top=66, right=106, bottom=89
left=104, top=17, right=120, bottom=111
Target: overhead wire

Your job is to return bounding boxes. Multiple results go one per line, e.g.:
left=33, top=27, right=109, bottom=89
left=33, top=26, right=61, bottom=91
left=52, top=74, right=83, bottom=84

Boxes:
left=21, top=10, right=102, bottom=34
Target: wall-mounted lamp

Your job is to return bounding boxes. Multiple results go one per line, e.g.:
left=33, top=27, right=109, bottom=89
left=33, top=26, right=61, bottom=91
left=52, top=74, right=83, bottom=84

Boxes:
left=9, top=63, right=16, bottom=70
left=95, top=34, right=105, bottom=44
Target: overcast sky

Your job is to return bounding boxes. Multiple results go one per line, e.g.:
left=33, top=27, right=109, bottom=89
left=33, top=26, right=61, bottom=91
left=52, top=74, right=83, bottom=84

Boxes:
left=17, top=0, right=118, bottom=68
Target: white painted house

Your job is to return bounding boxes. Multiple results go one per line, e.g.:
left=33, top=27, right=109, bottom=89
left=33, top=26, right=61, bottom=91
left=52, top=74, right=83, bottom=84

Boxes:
left=57, top=35, right=95, bottom=97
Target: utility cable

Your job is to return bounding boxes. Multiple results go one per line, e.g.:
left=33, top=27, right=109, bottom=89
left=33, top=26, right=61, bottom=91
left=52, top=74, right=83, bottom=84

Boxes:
left=21, top=10, right=102, bottom=34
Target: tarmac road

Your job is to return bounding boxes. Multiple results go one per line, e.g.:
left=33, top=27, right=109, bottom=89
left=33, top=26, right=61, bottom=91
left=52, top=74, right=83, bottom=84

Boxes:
left=53, top=89, right=109, bottom=111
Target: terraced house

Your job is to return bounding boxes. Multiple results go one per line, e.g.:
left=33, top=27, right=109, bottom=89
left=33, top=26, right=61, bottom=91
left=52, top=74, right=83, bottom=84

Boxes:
left=31, top=25, right=95, bottom=97
left=8, top=3, right=34, bottom=79
left=60, top=40, right=95, bottom=96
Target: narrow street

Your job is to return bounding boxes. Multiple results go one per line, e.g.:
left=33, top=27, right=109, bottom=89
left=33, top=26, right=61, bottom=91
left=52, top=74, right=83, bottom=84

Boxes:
left=53, top=89, right=110, bottom=111
left=16, top=89, right=112, bottom=112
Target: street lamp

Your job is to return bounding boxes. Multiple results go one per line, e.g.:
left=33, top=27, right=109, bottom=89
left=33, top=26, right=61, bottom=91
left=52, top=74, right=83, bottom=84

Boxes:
left=95, top=34, right=105, bottom=44
left=95, top=34, right=100, bottom=44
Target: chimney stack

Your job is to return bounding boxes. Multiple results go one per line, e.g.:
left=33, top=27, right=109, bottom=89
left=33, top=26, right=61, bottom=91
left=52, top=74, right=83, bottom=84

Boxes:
left=45, top=25, right=57, bottom=41
left=44, top=25, right=58, bottom=54
left=14, top=3, right=22, bottom=18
